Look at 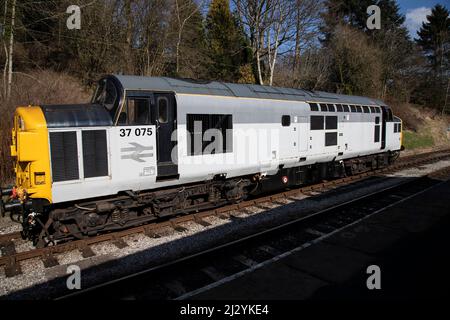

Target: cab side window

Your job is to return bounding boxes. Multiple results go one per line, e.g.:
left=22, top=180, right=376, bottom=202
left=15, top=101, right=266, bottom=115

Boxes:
left=157, top=96, right=169, bottom=124
left=387, top=109, right=394, bottom=121
left=118, top=97, right=151, bottom=125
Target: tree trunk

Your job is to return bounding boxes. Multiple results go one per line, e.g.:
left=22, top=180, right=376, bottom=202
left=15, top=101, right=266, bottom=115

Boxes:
left=268, top=34, right=279, bottom=86
left=124, top=0, right=133, bottom=74
left=256, top=31, right=264, bottom=85
left=174, top=0, right=202, bottom=76
left=7, top=0, right=15, bottom=100
left=267, top=2, right=283, bottom=86
left=175, top=0, right=182, bottom=75
left=293, top=0, right=301, bottom=74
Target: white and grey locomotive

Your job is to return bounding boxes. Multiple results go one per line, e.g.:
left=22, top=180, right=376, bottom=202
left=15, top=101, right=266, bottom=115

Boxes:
left=0, top=75, right=403, bottom=246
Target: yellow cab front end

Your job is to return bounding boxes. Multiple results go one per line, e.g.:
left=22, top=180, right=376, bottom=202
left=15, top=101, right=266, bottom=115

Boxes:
left=1, top=106, right=52, bottom=223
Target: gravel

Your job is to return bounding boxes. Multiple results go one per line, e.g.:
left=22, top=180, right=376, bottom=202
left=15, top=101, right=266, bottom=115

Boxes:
left=1, top=158, right=450, bottom=299
left=11, top=239, right=34, bottom=254
left=56, top=250, right=84, bottom=266
left=0, top=221, right=21, bottom=235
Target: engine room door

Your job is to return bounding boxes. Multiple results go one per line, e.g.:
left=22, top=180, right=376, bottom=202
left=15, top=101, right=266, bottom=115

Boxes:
left=296, top=116, right=308, bottom=153
left=380, top=106, right=387, bottom=150
left=154, top=93, right=178, bottom=180
left=338, top=115, right=348, bottom=153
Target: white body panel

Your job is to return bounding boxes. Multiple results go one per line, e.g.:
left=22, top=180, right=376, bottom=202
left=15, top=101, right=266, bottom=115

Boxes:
left=50, top=94, right=402, bottom=204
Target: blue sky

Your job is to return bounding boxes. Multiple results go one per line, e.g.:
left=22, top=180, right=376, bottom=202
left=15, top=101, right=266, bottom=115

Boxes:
left=397, top=0, right=449, bottom=38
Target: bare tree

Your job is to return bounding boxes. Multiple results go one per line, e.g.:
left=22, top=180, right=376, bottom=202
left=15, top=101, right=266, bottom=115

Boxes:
left=266, top=0, right=296, bottom=85
left=234, top=0, right=295, bottom=85
left=174, top=0, right=204, bottom=75
left=124, top=0, right=134, bottom=74
left=131, top=0, right=171, bottom=76
left=273, top=48, right=331, bottom=90
left=292, top=0, right=322, bottom=74
left=234, top=0, right=273, bottom=85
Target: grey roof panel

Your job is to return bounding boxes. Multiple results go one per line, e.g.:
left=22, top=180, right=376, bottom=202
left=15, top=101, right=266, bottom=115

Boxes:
left=221, top=83, right=252, bottom=97
left=111, top=75, right=386, bottom=106
left=280, top=87, right=306, bottom=96
left=205, top=81, right=229, bottom=90
left=42, top=104, right=113, bottom=128
left=115, top=76, right=171, bottom=91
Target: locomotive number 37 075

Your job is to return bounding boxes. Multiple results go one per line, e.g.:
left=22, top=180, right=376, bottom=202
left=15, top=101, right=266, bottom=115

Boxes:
left=119, top=128, right=153, bottom=137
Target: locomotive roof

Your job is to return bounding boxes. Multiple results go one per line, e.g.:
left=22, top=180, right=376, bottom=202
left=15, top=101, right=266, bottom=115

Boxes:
left=111, top=75, right=387, bottom=106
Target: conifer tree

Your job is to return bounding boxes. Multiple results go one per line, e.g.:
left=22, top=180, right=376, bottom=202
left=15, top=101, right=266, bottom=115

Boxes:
left=415, top=4, right=450, bottom=75
left=205, top=0, right=249, bottom=81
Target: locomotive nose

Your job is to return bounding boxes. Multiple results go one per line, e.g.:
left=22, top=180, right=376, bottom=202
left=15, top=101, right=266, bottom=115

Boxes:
left=12, top=106, right=52, bottom=204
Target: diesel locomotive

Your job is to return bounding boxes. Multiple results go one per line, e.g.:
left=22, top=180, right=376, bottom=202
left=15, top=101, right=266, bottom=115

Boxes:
left=0, top=75, right=403, bottom=246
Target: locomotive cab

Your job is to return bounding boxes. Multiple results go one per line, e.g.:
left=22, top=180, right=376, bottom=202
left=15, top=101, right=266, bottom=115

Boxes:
left=93, top=76, right=179, bottom=180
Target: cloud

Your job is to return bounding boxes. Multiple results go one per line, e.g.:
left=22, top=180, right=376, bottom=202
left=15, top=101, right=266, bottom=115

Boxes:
left=405, top=7, right=431, bottom=38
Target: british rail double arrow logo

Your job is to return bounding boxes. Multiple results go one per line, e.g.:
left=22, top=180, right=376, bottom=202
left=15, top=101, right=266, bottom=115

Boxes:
left=121, top=142, right=154, bottom=162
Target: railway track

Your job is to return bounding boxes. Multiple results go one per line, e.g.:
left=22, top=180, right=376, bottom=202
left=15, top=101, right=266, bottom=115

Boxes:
left=0, top=148, right=450, bottom=280
left=59, top=165, right=450, bottom=300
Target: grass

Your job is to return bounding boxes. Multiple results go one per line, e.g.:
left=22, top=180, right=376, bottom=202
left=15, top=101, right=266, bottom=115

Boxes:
left=403, top=130, right=435, bottom=150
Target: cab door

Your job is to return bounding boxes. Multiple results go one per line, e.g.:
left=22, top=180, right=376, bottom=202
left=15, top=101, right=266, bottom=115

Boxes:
left=154, top=93, right=178, bottom=180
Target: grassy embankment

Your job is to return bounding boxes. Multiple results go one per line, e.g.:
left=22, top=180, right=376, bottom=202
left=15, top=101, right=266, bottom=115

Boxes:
left=403, top=130, right=435, bottom=150
left=0, top=71, right=90, bottom=185
left=390, top=101, right=449, bottom=151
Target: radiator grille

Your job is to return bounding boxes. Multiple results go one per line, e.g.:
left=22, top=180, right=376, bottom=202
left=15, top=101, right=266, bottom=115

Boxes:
left=50, top=131, right=79, bottom=182
left=325, top=132, right=338, bottom=146
left=82, top=130, right=108, bottom=178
